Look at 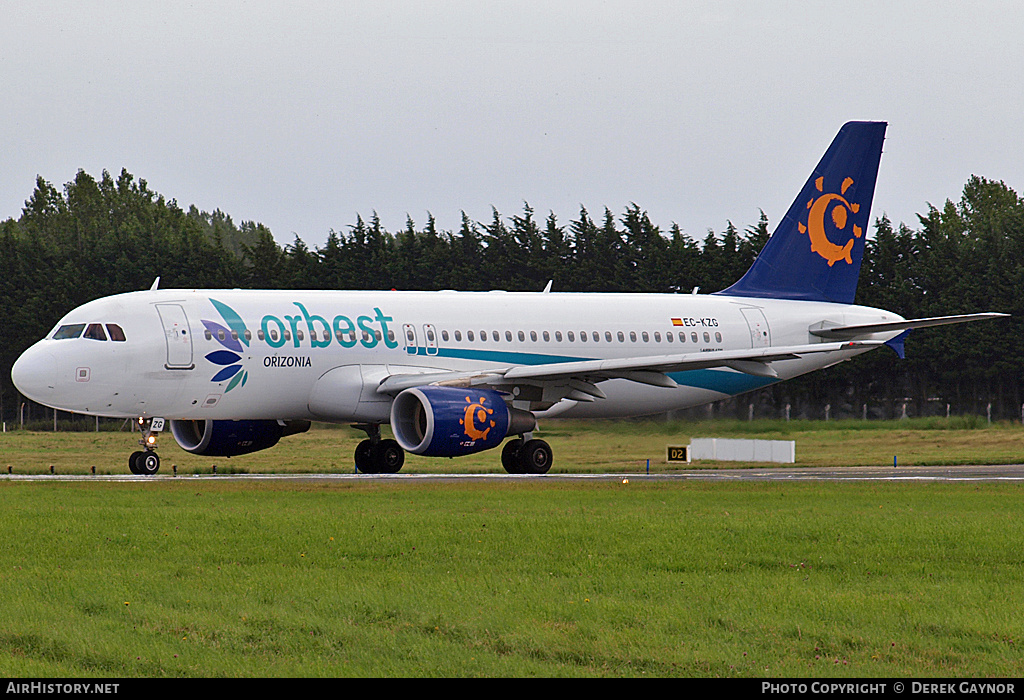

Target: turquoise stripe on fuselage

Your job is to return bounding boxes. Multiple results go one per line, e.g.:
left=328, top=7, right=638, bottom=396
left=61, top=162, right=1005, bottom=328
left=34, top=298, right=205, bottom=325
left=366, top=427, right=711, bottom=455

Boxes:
left=408, top=347, right=778, bottom=396
left=666, top=369, right=778, bottom=395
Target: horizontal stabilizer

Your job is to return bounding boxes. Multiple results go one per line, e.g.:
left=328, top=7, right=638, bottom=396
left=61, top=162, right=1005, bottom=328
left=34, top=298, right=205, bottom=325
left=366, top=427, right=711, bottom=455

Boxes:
left=809, top=313, right=1008, bottom=339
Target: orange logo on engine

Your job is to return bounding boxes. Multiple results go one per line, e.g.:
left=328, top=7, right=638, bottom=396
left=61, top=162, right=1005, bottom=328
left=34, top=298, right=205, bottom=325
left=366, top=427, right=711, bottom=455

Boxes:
left=798, top=176, right=864, bottom=267
left=460, top=396, right=496, bottom=441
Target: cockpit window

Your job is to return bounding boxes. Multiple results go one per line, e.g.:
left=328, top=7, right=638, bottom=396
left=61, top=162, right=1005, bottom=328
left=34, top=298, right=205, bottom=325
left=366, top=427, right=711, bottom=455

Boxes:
left=106, top=324, right=126, bottom=342
left=53, top=324, right=86, bottom=340
left=84, top=323, right=107, bottom=341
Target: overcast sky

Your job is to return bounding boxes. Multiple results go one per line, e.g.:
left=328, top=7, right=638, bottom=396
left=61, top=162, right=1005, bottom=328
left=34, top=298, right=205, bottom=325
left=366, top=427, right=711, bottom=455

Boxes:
left=3, top=1, right=1023, bottom=249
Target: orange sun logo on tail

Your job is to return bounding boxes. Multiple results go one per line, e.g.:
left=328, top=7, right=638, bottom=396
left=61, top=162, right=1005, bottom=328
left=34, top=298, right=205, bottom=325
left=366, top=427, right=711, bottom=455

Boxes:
left=460, top=396, right=496, bottom=441
left=797, top=176, right=864, bottom=267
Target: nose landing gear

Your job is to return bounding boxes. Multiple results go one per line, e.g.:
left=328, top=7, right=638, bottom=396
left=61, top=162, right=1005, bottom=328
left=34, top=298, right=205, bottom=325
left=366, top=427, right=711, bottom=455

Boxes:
left=129, top=417, right=163, bottom=475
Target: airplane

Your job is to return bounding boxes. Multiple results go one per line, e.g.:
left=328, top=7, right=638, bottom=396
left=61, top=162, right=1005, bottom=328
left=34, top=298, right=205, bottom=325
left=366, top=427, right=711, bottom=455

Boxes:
left=10, top=121, right=1006, bottom=475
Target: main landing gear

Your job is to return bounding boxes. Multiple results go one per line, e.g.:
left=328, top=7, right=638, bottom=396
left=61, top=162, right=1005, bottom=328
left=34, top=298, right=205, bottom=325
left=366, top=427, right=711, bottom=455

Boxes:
left=351, top=425, right=553, bottom=475
left=352, top=424, right=405, bottom=474
left=129, top=417, right=163, bottom=475
left=501, top=437, right=553, bottom=475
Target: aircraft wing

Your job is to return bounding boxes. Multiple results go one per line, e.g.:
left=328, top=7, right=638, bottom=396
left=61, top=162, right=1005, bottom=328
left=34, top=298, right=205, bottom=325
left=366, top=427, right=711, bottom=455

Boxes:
left=808, top=313, right=1008, bottom=339
left=376, top=340, right=884, bottom=397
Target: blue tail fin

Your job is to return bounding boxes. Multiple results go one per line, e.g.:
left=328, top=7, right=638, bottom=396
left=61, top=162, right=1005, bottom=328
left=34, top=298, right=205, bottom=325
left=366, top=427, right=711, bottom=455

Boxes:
left=715, top=121, right=887, bottom=304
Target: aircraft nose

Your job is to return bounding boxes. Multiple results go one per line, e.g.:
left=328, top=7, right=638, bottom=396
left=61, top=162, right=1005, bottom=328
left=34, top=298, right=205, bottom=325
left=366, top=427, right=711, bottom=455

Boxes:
left=11, top=343, right=58, bottom=405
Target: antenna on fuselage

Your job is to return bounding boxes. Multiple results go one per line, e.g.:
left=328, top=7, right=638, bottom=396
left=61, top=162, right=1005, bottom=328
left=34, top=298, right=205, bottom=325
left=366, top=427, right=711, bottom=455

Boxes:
left=150, top=277, right=160, bottom=291
left=542, top=280, right=553, bottom=293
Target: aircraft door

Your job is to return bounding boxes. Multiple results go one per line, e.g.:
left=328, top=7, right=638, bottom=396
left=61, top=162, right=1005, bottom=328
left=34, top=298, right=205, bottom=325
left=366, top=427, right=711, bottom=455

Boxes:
left=423, top=324, right=439, bottom=356
left=740, top=308, right=771, bottom=348
left=156, top=304, right=194, bottom=369
left=403, top=324, right=418, bottom=355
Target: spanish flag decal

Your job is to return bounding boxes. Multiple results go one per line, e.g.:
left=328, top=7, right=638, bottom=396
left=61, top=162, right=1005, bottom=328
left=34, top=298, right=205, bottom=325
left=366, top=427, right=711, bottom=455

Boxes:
left=671, top=318, right=684, bottom=326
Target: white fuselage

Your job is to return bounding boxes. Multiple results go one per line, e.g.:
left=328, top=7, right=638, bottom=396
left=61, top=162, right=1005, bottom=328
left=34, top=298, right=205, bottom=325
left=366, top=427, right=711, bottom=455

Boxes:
left=12, top=288, right=904, bottom=422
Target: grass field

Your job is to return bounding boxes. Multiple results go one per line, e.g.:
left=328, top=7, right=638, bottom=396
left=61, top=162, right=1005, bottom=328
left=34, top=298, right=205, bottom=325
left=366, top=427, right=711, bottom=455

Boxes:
left=3, top=416, right=1024, bottom=475
left=0, top=479, right=1022, bottom=677
left=1, top=419, right=1023, bottom=677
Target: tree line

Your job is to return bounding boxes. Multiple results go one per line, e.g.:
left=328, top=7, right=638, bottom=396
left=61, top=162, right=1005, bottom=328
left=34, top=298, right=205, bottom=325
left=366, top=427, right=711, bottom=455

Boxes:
left=2, top=168, right=1022, bottom=426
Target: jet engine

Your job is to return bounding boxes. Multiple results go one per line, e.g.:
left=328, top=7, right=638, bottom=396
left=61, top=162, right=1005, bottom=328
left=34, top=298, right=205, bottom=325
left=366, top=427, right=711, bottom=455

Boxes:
left=390, top=386, right=536, bottom=457
left=170, top=419, right=311, bottom=457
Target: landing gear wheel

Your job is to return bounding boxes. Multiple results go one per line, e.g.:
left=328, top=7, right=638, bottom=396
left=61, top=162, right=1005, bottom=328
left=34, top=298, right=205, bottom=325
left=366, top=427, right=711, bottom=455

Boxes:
left=502, top=439, right=524, bottom=474
left=518, top=439, right=553, bottom=475
left=355, top=439, right=378, bottom=474
left=373, top=439, right=405, bottom=474
left=129, top=450, right=160, bottom=476
left=138, top=452, right=160, bottom=475
left=129, top=451, right=144, bottom=475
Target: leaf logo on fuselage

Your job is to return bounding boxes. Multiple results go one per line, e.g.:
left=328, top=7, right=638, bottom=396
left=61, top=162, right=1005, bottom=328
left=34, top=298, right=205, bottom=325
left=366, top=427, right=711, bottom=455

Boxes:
left=798, top=176, right=864, bottom=267
left=202, top=299, right=249, bottom=392
left=460, top=396, right=496, bottom=441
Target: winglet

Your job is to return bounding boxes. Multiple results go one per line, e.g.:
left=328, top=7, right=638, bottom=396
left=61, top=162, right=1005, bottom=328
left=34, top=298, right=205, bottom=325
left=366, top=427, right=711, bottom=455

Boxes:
left=884, top=329, right=912, bottom=359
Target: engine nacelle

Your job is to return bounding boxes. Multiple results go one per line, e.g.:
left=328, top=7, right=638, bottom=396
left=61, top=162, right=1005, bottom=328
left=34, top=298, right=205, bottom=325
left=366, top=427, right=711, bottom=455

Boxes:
left=390, top=386, right=536, bottom=457
left=170, top=419, right=310, bottom=457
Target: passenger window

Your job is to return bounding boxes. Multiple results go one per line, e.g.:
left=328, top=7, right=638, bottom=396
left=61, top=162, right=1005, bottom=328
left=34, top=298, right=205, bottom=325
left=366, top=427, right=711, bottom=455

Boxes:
left=593, top=331, right=600, bottom=342
left=617, top=331, right=625, bottom=342
left=258, top=330, right=266, bottom=341
left=666, top=332, right=673, bottom=343
left=630, top=331, right=637, bottom=342
left=580, top=331, right=587, bottom=342
left=455, top=330, right=462, bottom=341
left=427, top=329, right=435, bottom=342
left=441, top=330, right=449, bottom=341
left=106, top=324, right=126, bottom=342
left=554, top=331, right=561, bottom=342
left=654, top=332, right=661, bottom=342
left=518, top=330, right=525, bottom=341
left=468, top=330, right=475, bottom=341
left=642, top=332, right=649, bottom=342
left=492, top=331, right=499, bottom=342
left=531, top=331, right=538, bottom=342
left=505, top=331, right=512, bottom=342
left=679, top=332, right=686, bottom=343
left=691, top=332, right=698, bottom=343
left=703, top=332, right=711, bottom=343
left=715, top=332, right=722, bottom=343
left=568, top=331, right=575, bottom=342
left=543, top=331, right=550, bottom=342
left=205, top=330, right=213, bottom=340
left=53, top=324, right=86, bottom=340
left=84, top=323, right=107, bottom=341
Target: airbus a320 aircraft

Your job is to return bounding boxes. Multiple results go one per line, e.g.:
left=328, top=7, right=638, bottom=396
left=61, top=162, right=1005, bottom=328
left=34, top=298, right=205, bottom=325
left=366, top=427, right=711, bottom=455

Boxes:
left=11, top=122, right=1005, bottom=475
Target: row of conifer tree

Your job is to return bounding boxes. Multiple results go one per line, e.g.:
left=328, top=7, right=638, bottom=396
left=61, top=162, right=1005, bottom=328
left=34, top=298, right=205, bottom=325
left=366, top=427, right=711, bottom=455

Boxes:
left=2, top=168, right=1022, bottom=424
